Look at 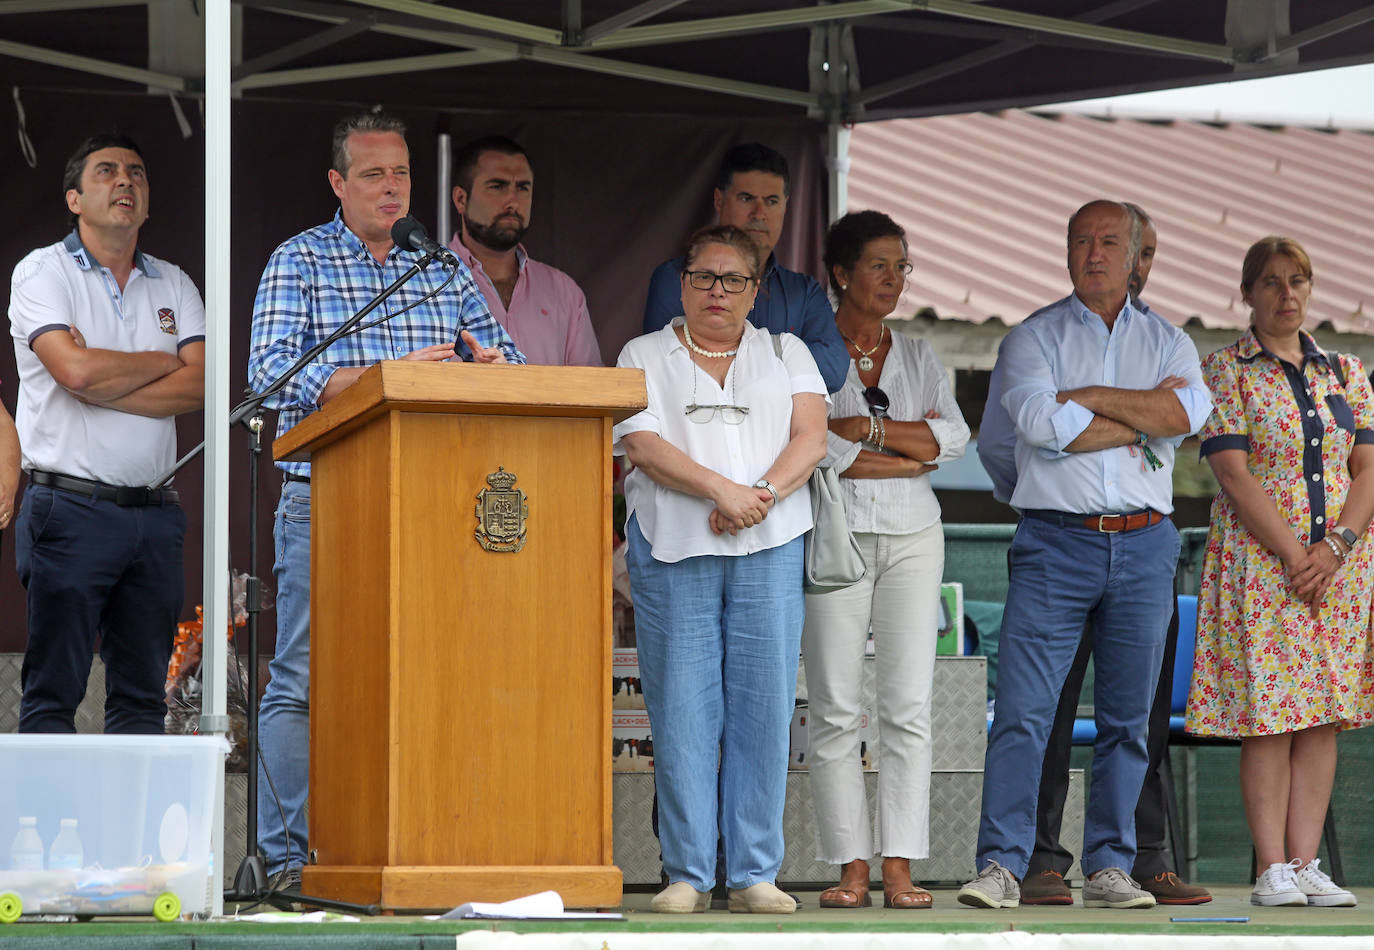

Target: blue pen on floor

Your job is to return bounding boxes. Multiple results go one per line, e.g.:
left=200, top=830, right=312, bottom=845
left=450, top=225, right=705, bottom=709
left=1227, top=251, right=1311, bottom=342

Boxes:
left=1170, top=917, right=1249, bottom=923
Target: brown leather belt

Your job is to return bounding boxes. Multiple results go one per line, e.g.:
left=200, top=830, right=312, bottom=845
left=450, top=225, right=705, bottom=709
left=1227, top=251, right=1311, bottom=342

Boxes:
left=1024, top=508, right=1166, bottom=534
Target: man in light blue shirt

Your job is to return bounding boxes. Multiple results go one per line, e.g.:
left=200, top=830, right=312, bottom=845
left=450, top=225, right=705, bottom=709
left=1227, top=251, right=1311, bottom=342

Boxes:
left=980, top=206, right=1212, bottom=906
left=959, top=200, right=1212, bottom=911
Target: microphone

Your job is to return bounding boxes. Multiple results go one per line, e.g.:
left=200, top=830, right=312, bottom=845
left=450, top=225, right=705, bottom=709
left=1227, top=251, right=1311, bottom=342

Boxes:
left=390, top=215, right=458, bottom=265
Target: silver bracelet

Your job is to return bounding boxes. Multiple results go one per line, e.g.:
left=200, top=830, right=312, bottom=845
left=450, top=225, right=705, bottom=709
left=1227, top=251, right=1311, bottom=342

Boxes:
left=1324, top=535, right=1347, bottom=561
left=876, top=417, right=887, bottom=452
left=866, top=415, right=877, bottom=445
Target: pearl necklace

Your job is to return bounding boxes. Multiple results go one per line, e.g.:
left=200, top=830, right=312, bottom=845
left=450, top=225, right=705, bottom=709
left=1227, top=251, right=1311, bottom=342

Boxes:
left=682, top=321, right=740, bottom=358
left=839, top=324, right=886, bottom=372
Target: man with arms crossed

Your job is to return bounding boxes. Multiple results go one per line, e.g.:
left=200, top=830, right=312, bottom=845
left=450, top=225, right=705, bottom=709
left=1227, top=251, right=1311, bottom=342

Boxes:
left=9, top=132, right=204, bottom=734
left=977, top=205, right=1210, bottom=904
left=248, top=111, right=522, bottom=894
left=960, top=199, right=1211, bottom=910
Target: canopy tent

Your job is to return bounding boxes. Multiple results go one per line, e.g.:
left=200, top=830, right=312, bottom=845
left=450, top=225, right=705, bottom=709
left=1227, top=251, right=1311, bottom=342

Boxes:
left=7, top=1, right=1374, bottom=119
left=2, top=2, right=1372, bottom=915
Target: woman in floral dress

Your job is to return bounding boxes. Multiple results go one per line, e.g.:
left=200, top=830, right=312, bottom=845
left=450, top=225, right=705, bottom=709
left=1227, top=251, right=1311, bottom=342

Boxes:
left=1188, top=237, right=1374, bottom=908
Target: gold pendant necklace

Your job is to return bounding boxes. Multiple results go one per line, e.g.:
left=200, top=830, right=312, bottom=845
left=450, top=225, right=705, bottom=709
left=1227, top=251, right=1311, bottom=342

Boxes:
left=840, top=324, right=885, bottom=372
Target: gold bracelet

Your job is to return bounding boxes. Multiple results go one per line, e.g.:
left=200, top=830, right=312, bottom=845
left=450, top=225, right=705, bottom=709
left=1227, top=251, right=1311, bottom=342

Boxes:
left=877, top=416, right=887, bottom=451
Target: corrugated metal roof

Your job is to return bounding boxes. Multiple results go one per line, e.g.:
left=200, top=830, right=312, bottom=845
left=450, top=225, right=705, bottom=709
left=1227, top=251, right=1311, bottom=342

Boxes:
left=848, top=110, right=1374, bottom=334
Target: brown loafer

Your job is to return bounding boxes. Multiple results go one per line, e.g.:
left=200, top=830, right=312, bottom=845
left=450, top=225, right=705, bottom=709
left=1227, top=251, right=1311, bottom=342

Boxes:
left=1138, top=871, right=1212, bottom=905
left=1020, top=869, right=1073, bottom=905
left=819, top=884, right=872, bottom=908
left=883, top=885, right=933, bottom=909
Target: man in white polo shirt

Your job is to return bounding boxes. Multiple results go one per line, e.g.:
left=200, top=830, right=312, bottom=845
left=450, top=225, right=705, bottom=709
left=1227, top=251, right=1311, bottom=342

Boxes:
left=7, top=132, right=205, bottom=734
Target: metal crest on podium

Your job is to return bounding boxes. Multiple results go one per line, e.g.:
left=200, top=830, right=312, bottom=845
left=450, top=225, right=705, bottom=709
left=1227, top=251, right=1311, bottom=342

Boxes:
left=475, top=466, right=528, bottom=553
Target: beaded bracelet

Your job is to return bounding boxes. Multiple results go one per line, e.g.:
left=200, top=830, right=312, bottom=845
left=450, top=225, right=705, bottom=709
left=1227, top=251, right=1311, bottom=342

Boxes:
left=1324, top=535, right=1347, bottom=561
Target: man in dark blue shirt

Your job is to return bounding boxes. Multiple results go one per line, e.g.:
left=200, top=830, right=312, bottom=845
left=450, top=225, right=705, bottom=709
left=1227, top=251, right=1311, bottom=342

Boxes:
left=642, top=143, right=847, bottom=393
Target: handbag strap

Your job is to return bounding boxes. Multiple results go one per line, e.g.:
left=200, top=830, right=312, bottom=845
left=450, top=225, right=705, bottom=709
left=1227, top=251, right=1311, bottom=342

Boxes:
left=1326, top=348, right=1347, bottom=389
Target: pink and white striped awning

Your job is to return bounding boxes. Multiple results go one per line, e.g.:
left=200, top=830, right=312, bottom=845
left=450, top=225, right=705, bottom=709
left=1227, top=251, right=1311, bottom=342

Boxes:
left=848, top=109, right=1374, bottom=334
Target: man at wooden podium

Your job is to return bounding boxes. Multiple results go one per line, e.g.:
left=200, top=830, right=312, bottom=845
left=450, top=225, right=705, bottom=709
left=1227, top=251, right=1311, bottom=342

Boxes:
left=246, top=110, right=524, bottom=897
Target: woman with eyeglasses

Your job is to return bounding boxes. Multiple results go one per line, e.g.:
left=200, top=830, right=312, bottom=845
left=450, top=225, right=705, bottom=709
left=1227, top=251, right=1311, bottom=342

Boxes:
left=802, top=210, right=968, bottom=910
left=614, top=224, right=828, bottom=914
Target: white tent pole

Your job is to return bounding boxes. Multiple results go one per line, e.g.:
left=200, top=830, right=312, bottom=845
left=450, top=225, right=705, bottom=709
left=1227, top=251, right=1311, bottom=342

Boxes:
left=202, top=0, right=232, bottom=919
left=820, top=22, right=851, bottom=223
left=436, top=132, right=452, bottom=244
left=826, top=121, right=849, bottom=224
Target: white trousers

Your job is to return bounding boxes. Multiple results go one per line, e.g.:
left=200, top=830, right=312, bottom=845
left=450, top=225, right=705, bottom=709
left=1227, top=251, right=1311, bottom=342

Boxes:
left=801, top=522, right=944, bottom=864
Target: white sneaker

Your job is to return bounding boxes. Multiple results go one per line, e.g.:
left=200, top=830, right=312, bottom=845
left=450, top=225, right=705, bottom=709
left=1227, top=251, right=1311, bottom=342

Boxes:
left=1251, top=860, right=1307, bottom=907
left=1294, top=859, right=1357, bottom=907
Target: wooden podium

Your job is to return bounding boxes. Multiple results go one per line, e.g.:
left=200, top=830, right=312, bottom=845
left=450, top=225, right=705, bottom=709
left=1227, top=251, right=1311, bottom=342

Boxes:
left=273, top=361, right=646, bottom=911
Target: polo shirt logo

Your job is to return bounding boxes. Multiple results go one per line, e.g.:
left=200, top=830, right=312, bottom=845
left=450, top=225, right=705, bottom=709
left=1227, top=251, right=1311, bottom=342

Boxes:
left=158, top=308, right=177, bottom=334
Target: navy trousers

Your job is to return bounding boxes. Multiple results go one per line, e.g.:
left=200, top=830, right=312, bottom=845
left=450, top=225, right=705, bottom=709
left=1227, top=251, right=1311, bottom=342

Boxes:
left=15, top=483, right=185, bottom=734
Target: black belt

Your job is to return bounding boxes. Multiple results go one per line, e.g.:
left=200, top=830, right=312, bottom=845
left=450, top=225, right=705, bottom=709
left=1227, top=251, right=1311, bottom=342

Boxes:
left=283, top=472, right=311, bottom=484
left=1023, top=508, right=1166, bottom=534
left=29, top=470, right=179, bottom=507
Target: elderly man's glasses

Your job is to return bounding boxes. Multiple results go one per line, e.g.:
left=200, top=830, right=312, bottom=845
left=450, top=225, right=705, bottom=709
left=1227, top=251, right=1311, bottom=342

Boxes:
left=684, top=270, right=753, bottom=294
left=863, top=386, right=890, bottom=418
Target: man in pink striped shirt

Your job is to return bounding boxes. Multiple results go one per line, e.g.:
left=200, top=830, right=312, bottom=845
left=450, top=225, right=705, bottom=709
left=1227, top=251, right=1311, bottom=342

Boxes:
left=447, top=137, right=603, bottom=366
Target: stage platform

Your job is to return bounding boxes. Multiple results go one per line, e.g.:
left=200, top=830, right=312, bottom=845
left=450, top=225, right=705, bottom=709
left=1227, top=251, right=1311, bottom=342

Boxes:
left=0, top=885, right=1369, bottom=948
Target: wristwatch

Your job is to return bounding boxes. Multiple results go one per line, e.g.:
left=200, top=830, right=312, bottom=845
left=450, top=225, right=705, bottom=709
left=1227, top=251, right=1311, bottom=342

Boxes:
left=754, top=479, right=779, bottom=506
left=1335, top=526, right=1359, bottom=549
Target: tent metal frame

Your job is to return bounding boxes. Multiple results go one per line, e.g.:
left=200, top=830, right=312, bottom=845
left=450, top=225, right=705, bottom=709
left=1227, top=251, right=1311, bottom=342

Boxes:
left=9, top=2, right=1374, bottom=114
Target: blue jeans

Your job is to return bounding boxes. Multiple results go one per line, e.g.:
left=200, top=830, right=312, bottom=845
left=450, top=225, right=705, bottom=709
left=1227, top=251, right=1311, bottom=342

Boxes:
left=976, top=515, right=1179, bottom=878
left=257, top=479, right=311, bottom=874
left=15, top=484, right=185, bottom=734
left=626, top=515, right=804, bottom=892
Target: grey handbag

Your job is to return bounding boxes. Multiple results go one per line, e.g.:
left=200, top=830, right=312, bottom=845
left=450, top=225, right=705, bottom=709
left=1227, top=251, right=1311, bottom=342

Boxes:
left=803, top=464, right=867, bottom=593
left=767, top=332, right=866, bottom=592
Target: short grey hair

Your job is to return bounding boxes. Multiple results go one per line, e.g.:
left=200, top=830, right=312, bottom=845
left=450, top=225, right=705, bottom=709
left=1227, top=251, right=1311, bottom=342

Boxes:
left=1067, top=199, right=1140, bottom=273
left=331, top=111, right=407, bottom=176
left=1123, top=201, right=1154, bottom=232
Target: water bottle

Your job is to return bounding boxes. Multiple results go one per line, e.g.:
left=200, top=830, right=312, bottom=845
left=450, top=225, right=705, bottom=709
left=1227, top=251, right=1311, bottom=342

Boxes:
left=10, top=816, right=43, bottom=871
left=48, top=818, right=83, bottom=871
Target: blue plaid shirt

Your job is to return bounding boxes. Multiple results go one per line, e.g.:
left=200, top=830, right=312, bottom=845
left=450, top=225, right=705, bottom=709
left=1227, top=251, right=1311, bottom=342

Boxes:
left=248, top=210, right=524, bottom=475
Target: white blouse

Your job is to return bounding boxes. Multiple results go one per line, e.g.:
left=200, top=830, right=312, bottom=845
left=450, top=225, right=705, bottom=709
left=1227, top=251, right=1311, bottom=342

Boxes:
left=614, top=319, right=828, bottom=563
left=825, top=331, right=969, bottom=535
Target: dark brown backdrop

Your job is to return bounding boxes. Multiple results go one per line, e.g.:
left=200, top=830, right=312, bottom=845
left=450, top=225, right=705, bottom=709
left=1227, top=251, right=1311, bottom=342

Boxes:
left=0, top=89, right=826, bottom=653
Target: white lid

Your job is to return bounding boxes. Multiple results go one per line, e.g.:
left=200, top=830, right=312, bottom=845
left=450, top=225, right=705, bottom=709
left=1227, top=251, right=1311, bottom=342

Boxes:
left=18, top=816, right=35, bottom=825
left=59, top=818, right=77, bottom=828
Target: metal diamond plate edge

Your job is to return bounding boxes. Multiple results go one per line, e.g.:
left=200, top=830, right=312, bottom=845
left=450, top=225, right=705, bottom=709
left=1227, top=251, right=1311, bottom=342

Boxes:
left=613, top=768, right=1084, bottom=886
left=796, top=655, right=987, bottom=773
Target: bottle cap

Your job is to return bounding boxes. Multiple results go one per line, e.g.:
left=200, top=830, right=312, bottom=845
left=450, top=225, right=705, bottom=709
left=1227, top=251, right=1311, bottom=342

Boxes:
left=59, top=819, right=76, bottom=828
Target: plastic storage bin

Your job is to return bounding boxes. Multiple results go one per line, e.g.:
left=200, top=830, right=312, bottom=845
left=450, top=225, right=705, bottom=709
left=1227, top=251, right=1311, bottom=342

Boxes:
left=0, top=734, right=225, bottom=921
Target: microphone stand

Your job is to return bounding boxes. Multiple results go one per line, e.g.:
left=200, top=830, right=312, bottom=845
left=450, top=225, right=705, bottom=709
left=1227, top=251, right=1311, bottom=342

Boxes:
left=153, top=253, right=440, bottom=916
